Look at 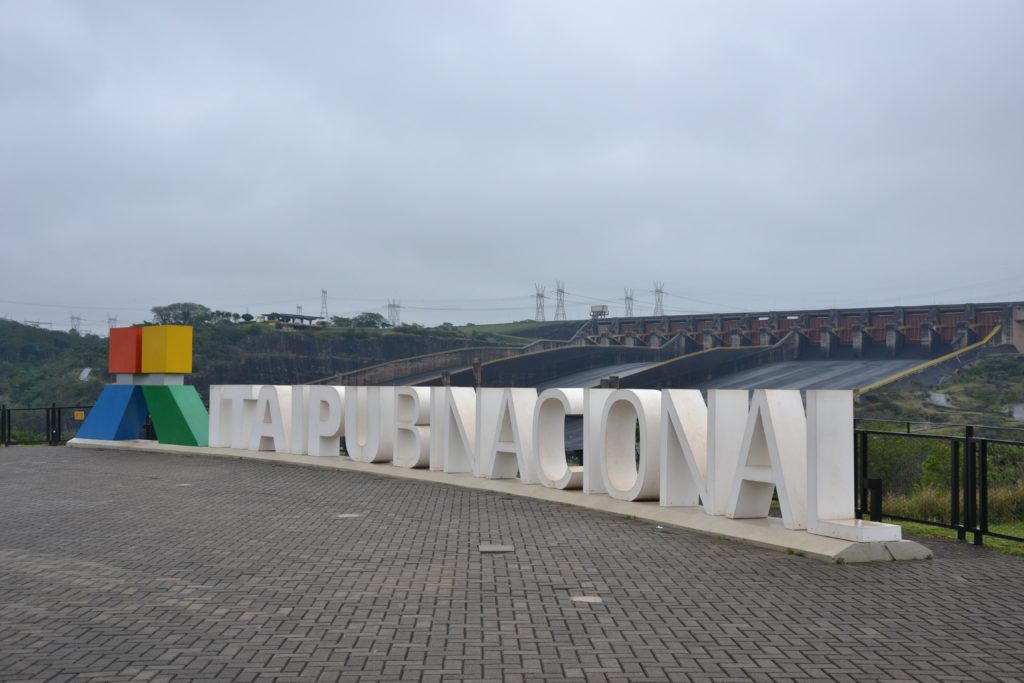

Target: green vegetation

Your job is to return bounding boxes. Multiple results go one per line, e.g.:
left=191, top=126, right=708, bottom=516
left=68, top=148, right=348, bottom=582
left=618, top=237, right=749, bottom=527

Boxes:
left=858, top=353, right=1024, bottom=427
left=884, top=483, right=1024, bottom=530
left=456, top=319, right=586, bottom=344
left=0, top=320, right=107, bottom=408
left=0, top=303, right=586, bottom=409
left=895, top=520, right=1024, bottom=558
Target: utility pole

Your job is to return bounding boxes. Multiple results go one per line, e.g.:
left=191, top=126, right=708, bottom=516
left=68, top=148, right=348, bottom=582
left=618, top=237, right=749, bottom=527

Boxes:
left=624, top=288, right=634, bottom=317
left=652, top=281, right=665, bottom=317
left=554, top=280, right=567, bottom=321
left=534, top=284, right=546, bottom=321
left=387, top=299, right=401, bottom=327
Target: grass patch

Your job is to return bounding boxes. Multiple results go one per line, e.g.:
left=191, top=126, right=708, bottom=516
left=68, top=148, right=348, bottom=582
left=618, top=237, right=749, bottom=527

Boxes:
left=456, top=320, right=585, bottom=341
left=894, top=520, right=1024, bottom=558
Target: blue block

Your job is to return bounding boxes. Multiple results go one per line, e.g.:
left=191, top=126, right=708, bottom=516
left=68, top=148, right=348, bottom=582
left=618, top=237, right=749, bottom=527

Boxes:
left=77, top=385, right=149, bottom=440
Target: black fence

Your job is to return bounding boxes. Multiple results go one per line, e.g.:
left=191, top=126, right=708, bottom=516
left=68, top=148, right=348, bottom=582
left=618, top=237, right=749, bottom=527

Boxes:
left=1, top=404, right=95, bottom=446
left=856, top=419, right=1024, bottom=545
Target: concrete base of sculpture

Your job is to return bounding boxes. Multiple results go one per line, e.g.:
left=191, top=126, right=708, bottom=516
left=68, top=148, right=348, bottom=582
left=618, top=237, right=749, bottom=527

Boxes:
left=67, top=438, right=932, bottom=563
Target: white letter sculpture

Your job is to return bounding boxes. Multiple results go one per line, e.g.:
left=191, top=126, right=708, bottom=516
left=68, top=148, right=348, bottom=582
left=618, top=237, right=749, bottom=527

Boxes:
left=394, top=386, right=431, bottom=468
left=705, top=390, right=750, bottom=515
left=583, top=388, right=612, bottom=493
left=344, top=386, right=395, bottom=463
left=248, top=385, right=292, bottom=453
left=209, top=385, right=258, bottom=449
left=204, top=384, right=908, bottom=547
left=659, top=389, right=708, bottom=507
left=726, top=389, right=807, bottom=529
left=533, top=388, right=584, bottom=489
left=440, top=387, right=477, bottom=474
left=478, top=388, right=538, bottom=482
left=600, top=389, right=661, bottom=501
left=306, top=386, right=345, bottom=457
left=806, top=390, right=901, bottom=541
left=288, top=385, right=311, bottom=456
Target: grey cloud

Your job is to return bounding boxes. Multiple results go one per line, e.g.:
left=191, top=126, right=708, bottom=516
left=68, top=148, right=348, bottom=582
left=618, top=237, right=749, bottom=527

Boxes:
left=1, top=0, right=1022, bottom=329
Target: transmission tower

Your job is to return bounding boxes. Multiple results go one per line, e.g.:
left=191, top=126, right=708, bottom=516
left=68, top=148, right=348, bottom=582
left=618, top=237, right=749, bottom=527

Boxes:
left=534, top=284, right=546, bottom=321
left=554, top=280, right=567, bottom=321
left=320, top=289, right=329, bottom=319
left=652, top=281, right=665, bottom=317
left=107, top=315, right=118, bottom=330
left=387, top=299, right=401, bottom=327
left=624, top=288, right=634, bottom=317
left=296, top=304, right=303, bottom=315
left=69, top=313, right=82, bottom=333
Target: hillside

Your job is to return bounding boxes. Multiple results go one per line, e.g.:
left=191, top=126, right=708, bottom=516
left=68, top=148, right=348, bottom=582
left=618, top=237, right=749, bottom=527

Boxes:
left=0, top=318, right=572, bottom=408
left=456, top=320, right=587, bottom=344
left=0, top=320, right=108, bottom=408
left=858, top=352, right=1024, bottom=426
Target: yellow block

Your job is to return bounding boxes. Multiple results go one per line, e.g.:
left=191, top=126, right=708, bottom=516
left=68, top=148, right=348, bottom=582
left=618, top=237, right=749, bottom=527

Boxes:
left=141, top=325, right=193, bottom=374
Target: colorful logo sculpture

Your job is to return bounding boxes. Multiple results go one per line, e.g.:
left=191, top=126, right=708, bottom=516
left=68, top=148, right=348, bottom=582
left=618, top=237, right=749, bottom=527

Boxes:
left=77, top=325, right=209, bottom=446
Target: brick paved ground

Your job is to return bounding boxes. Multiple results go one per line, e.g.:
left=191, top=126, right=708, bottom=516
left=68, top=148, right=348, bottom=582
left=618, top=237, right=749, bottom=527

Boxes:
left=1, top=447, right=1022, bottom=682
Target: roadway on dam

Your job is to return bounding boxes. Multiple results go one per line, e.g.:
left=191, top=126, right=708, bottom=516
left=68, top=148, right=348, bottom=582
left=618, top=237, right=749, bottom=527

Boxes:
left=699, top=359, right=923, bottom=390
left=391, top=361, right=658, bottom=389
left=533, top=361, right=655, bottom=390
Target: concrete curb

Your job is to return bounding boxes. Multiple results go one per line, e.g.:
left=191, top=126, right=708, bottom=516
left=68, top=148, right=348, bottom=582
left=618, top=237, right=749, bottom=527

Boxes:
left=67, top=438, right=932, bottom=564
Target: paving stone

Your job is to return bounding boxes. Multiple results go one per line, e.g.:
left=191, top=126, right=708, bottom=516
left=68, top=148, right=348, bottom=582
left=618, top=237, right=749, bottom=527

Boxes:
left=0, top=446, right=1022, bottom=682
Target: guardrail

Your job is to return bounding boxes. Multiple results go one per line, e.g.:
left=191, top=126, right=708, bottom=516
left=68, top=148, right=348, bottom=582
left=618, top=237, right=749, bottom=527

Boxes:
left=855, top=419, right=1024, bottom=545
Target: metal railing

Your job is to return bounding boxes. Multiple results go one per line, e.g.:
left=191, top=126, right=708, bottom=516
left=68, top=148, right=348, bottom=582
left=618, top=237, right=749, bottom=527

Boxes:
left=855, top=419, right=1024, bottom=545
left=1, top=404, right=95, bottom=446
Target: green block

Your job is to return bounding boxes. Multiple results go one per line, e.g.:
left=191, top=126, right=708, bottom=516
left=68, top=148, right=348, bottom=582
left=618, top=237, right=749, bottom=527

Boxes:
left=142, top=385, right=209, bottom=447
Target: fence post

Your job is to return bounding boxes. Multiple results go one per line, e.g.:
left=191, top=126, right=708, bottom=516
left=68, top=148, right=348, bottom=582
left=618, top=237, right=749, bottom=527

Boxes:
left=857, top=431, right=869, bottom=518
left=49, top=403, right=55, bottom=445
left=965, top=426, right=982, bottom=545
left=55, top=406, right=62, bottom=445
left=979, top=440, right=989, bottom=541
left=867, top=478, right=883, bottom=522
left=0, top=405, right=5, bottom=446
left=951, top=440, right=964, bottom=541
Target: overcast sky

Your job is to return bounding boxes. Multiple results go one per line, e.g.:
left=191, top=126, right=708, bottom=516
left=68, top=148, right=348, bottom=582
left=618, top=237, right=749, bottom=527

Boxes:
left=2, top=1, right=1022, bottom=332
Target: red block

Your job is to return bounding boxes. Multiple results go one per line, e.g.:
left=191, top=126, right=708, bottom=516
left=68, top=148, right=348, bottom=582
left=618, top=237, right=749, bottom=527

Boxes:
left=109, top=326, right=142, bottom=374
